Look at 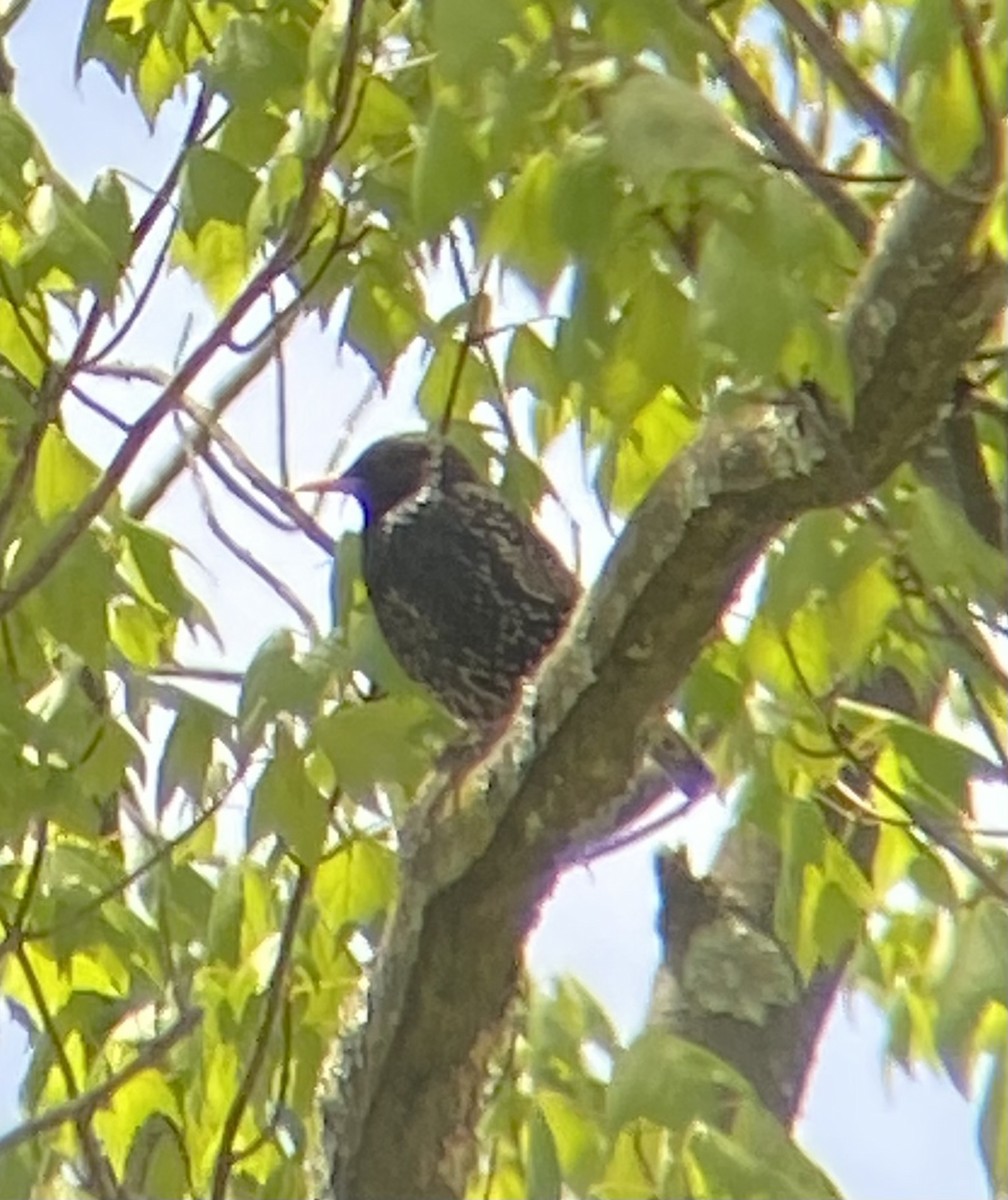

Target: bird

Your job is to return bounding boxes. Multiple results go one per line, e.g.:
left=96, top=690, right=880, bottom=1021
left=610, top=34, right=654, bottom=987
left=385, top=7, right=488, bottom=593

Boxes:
left=298, top=433, right=579, bottom=733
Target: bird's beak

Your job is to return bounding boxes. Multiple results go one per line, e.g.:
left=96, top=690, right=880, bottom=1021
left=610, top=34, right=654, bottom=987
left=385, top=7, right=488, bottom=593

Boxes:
left=295, top=475, right=355, bottom=495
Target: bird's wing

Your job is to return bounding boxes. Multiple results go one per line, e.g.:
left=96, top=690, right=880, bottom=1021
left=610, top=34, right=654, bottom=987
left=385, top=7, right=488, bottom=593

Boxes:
left=450, top=481, right=580, bottom=611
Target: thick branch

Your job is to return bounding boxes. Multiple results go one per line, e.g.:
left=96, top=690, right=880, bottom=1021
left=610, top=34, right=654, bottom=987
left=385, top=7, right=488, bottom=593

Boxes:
left=325, top=167, right=1005, bottom=1198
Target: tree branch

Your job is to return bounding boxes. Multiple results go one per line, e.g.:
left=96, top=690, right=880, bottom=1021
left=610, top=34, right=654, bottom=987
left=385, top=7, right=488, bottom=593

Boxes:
left=323, top=159, right=1005, bottom=1197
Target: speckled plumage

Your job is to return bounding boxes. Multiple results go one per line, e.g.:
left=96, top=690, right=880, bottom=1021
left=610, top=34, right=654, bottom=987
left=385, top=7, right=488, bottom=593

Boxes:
left=307, top=435, right=578, bottom=726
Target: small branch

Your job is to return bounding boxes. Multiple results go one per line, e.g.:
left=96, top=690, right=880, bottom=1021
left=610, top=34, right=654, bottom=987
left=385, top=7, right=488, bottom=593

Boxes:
left=0, top=6, right=373, bottom=619
left=99, top=361, right=340, bottom=557
left=8, top=943, right=119, bottom=1197
left=0, top=1008, right=202, bottom=1158
left=144, top=664, right=245, bottom=684
left=67, top=382, right=133, bottom=432
left=948, top=0, right=1004, bottom=191
left=959, top=674, right=1008, bottom=775
left=82, top=219, right=176, bottom=369
left=22, top=771, right=245, bottom=944
left=123, top=304, right=301, bottom=519
left=0, top=822, right=48, bottom=964
left=270, top=290, right=292, bottom=489
left=200, top=445, right=300, bottom=532
left=765, top=0, right=910, bottom=157
left=680, top=0, right=873, bottom=249
left=185, top=437, right=320, bottom=638
left=780, top=633, right=1008, bottom=905
left=209, top=866, right=312, bottom=1200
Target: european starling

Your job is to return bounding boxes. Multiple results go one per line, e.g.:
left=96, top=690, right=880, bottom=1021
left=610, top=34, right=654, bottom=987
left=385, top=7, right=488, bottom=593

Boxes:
left=300, top=434, right=579, bottom=729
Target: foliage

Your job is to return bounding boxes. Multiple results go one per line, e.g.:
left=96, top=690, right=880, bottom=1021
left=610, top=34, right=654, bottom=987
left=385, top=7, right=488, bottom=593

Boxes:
left=0, top=0, right=1004, bottom=1197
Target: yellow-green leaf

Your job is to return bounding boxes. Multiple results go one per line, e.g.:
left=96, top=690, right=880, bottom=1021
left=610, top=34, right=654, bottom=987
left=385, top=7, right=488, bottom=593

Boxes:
left=34, top=424, right=101, bottom=521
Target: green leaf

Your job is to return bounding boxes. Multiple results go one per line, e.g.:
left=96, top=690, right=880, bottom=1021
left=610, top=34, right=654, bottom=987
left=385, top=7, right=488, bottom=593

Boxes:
left=684, top=1119, right=837, bottom=1200
left=537, top=1091, right=608, bottom=1195
left=171, top=219, right=250, bottom=310
left=0, top=100, right=43, bottom=213
left=22, top=181, right=127, bottom=305
left=110, top=599, right=171, bottom=667
left=412, top=100, right=485, bottom=238
left=123, top=1114, right=189, bottom=1200
left=0, top=1142, right=42, bottom=1200
left=903, top=483, right=1007, bottom=613
left=208, top=17, right=305, bottom=109
left=506, top=326, right=562, bottom=417
left=315, top=693, right=453, bottom=795
left=136, top=32, right=186, bottom=120
left=238, top=631, right=327, bottom=753
left=341, top=235, right=424, bottom=377
left=604, top=73, right=758, bottom=203
left=551, top=136, right=622, bottom=260
left=607, top=1029, right=753, bottom=1134
left=219, top=108, right=287, bottom=169
left=76, top=716, right=143, bottom=799
left=732, top=1099, right=842, bottom=1199
left=119, top=520, right=191, bottom=618
left=206, top=863, right=244, bottom=967
left=482, top=151, right=568, bottom=290
left=840, top=700, right=993, bottom=816
left=0, top=298, right=47, bottom=387
left=899, top=0, right=984, bottom=181
left=602, top=274, right=700, bottom=417
left=526, top=1105, right=563, bottom=1200
left=812, top=879, right=861, bottom=965
left=935, top=901, right=1008, bottom=1059
left=248, top=154, right=305, bottom=242
left=313, top=837, right=398, bottom=929
left=428, top=0, right=522, bottom=81
left=84, top=171, right=133, bottom=291
left=180, top=147, right=258, bottom=235
left=416, top=337, right=494, bottom=424
left=596, top=1124, right=668, bottom=1199
left=598, top=390, right=696, bottom=516
left=34, top=424, right=100, bottom=520
left=824, top=559, right=900, bottom=673
left=156, top=697, right=224, bottom=814
left=248, top=728, right=329, bottom=867
left=93, top=1069, right=181, bottom=1177
left=28, top=532, right=114, bottom=666
left=697, top=223, right=805, bottom=378
left=908, top=853, right=957, bottom=909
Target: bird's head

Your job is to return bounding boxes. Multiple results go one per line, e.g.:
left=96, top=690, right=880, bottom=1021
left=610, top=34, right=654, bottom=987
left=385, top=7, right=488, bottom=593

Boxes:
left=297, top=434, right=478, bottom=524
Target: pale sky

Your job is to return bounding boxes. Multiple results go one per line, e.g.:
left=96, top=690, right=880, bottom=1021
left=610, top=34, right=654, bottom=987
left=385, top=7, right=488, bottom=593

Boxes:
left=0, top=4, right=991, bottom=1198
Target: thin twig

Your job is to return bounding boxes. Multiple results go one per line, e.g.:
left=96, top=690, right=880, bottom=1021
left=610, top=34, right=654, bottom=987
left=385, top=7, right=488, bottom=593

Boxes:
left=270, top=289, right=292, bottom=489
left=82, top=218, right=176, bottom=369
left=201, top=445, right=300, bottom=532
left=7, top=944, right=120, bottom=1197
left=97, top=361, right=339, bottom=555
left=67, top=382, right=133, bottom=432
left=947, top=0, right=1004, bottom=191
left=209, top=866, right=313, bottom=1200
left=0, top=1008, right=202, bottom=1158
left=122, top=304, right=301, bottom=519
left=145, top=664, right=245, bottom=684
left=766, top=0, right=910, bottom=156
left=780, top=633, right=1008, bottom=904
left=185, top=435, right=320, bottom=638
left=0, top=822, right=48, bottom=962
left=678, top=0, right=873, bottom=248
left=22, top=771, right=244, bottom=944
